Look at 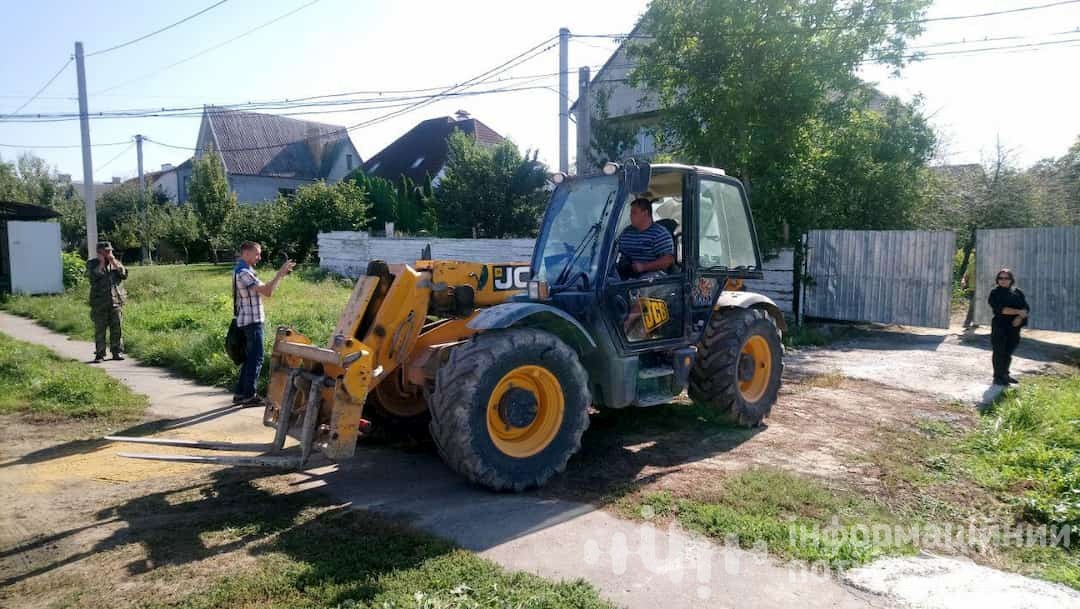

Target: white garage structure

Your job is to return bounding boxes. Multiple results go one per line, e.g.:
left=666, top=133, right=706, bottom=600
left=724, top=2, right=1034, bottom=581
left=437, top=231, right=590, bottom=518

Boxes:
left=1, top=201, right=64, bottom=296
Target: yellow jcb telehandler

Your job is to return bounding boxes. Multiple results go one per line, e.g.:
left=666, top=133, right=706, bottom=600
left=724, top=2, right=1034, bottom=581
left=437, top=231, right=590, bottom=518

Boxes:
left=110, top=161, right=786, bottom=491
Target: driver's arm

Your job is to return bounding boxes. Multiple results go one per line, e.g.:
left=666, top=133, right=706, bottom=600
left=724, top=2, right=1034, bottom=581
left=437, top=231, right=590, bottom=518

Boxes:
left=635, top=254, right=674, bottom=273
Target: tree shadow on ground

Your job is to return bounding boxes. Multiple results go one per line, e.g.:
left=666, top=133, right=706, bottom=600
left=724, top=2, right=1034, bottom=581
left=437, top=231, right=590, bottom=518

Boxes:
left=0, top=405, right=252, bottom=470
left=959, top=326, right=1080, bottom=365
left=0, top=468, right=455, bottom=608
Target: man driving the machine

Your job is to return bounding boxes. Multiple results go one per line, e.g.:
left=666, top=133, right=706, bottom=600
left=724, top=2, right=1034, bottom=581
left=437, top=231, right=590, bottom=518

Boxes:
left=618, top=197, right=675, bottom=280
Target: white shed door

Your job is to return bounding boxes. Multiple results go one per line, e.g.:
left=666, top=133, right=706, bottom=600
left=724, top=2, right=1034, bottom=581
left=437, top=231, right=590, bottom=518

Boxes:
left=7, top=220, right=64, bottom=295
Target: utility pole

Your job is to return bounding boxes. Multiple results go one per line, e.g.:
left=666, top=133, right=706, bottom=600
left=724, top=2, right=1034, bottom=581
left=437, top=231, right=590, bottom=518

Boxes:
left=576, top=66, right=591, bottom=177
left=75, top=41, right=97, bottom=259
left=558, top=27, right=569, bottom=174
left=136, top=134, right=149, bottom=264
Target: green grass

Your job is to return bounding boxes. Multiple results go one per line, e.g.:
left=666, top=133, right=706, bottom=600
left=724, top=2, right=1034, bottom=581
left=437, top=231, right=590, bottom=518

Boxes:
left=0, top=332, right=147, bottom=421
left=3, top=264, right=353, bottom=392
left=964, top=375, right=1080, bottom=530
left=620, top=468, right=912, bottom=571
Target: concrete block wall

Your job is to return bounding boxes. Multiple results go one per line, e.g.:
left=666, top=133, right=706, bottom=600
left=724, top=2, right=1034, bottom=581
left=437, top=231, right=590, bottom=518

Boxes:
left=319, top=231, right=794, bottom=315
left=318, top=231, right=535, bottom=277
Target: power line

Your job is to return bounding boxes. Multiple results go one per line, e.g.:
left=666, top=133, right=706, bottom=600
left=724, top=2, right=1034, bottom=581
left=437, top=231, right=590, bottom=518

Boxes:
left=93, top=0, right=322, bottom=94
left=0, top=140, right=133, bottom=149
left=6, top=27, right=1079, bottom=125
left=5, top=58, right=72, bottom=116
left=86, top=0, right=230, bottom=57
left=138, top=37, right=561, bottom=154
left=573, top=0, right=1080, bottom=38
left=93, top=141, right=135, bottom=173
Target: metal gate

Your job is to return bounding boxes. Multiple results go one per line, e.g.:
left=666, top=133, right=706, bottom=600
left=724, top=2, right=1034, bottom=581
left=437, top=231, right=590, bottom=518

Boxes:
left=975, top=227, right=1080, bottom=332
left=803, top=230, right=955, bottom=329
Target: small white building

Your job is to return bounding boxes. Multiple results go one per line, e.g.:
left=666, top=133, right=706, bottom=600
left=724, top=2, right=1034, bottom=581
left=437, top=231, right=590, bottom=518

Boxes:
left=0, top=201, right=64, bottom=295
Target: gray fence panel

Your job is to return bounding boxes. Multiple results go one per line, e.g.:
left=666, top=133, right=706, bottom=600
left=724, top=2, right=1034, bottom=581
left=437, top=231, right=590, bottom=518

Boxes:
left=974, top=226, right=1080, bottom=332
left=804, top=230, right=955, bottom=329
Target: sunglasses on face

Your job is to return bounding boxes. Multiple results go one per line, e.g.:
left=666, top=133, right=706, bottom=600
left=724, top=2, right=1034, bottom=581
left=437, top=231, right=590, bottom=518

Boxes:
left=997, top=276, right=1011, bottom=281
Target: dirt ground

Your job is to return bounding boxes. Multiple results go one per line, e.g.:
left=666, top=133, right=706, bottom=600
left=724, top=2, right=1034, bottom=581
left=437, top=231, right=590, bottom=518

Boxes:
left=2, top=319, right=1078, bottom=609
left=548, top=323, right=1078, bottom=502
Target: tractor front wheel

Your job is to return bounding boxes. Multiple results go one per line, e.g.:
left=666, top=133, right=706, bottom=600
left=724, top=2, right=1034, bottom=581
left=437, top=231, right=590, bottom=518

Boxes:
left=428, top=328, right=590, bottom=491
left=689, top=308, right=783, bottom=427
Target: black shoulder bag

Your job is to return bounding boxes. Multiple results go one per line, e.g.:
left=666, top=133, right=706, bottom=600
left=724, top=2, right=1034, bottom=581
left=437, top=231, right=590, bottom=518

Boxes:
left=225, top=269, right=247, bottom=365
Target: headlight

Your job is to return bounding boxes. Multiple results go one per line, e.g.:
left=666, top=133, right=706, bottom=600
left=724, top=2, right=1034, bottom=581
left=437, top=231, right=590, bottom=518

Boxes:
left=602, top=162, right=618, bottom=176
left=550, top=172, right=566, bottom=184
left=527, top=280, right=550, bottom=301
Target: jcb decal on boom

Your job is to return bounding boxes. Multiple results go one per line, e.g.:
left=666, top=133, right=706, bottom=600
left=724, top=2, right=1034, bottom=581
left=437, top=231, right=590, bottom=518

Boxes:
left=493, top=265, right=531, bottom=291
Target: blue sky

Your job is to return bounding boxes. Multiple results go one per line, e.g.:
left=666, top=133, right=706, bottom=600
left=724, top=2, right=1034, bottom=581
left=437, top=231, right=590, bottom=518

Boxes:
left=1, top=0, right=1078, bottom=182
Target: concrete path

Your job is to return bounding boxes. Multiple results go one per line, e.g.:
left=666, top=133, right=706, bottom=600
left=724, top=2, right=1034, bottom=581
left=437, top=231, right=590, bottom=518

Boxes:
left=0, top=311, right=885, bottom=609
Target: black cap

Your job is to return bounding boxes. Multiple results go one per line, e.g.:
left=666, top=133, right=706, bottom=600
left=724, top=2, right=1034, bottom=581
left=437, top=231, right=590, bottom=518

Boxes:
left=96, top=241, right=113, bottom=251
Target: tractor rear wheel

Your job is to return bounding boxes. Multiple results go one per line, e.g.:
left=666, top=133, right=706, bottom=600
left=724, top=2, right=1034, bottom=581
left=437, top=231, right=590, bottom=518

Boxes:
left=689, top=308, right=783, bottom=427
left=428, top=328, right=590, bottom=491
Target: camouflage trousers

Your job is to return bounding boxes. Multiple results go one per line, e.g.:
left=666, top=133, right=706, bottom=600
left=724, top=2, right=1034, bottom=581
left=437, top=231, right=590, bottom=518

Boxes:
left=91, top=305, right=123, bottom=357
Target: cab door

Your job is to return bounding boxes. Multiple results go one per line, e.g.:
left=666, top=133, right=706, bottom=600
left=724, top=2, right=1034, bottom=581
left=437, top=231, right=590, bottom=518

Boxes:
left=602, top=172, right=693, bottom=354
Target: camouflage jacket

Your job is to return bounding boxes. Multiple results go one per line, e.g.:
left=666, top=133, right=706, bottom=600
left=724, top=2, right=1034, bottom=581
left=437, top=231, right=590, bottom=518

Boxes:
left=87, top=258, right=128, bottom=308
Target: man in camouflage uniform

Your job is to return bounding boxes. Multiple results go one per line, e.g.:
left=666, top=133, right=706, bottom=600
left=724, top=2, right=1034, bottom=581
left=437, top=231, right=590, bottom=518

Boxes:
left=87, top=241, right=127, bottom=362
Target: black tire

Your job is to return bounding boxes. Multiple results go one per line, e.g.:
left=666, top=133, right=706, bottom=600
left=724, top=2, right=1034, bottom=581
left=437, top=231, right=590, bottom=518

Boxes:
left=689, top=307, right=783, bottom=427
left=365, top=374, right=432, bottom=444
left=428, top=328, right=590, bottom=492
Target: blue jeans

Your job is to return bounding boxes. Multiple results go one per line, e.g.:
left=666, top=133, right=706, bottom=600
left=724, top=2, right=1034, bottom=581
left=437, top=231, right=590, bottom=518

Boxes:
left=235, top=322, right=264, bottom=397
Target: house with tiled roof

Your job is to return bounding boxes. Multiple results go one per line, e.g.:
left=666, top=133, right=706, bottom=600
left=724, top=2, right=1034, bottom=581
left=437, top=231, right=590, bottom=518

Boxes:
left=363, top=111, right=504, bottom=187
left=190, top=106, right=362, bottom=203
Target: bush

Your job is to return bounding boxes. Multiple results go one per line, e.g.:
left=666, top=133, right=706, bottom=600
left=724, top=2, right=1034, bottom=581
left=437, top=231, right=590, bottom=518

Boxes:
left=61, top=251, right=86, bottom=289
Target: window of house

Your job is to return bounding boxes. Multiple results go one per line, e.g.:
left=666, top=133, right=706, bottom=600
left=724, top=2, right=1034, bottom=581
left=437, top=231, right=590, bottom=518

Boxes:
left=410, top=157, right=425, bottom=169
left=346, top=154, right=354, bottom=171
left=367, top=161, right=381, bottom=174
left=633, top=128, right=655, bottom=156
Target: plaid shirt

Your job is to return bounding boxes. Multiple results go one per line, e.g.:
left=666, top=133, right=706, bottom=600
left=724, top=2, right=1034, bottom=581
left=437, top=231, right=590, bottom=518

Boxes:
left=234, top=261, right=265, bottom=327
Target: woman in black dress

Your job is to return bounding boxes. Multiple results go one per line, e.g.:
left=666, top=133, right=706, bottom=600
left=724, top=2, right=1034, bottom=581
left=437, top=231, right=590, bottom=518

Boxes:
left=987, top=268, right=1029, bottom=385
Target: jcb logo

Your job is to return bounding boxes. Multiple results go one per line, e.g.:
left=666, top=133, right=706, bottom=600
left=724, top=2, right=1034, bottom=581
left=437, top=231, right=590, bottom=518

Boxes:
left=493, top=265, right=531, bottom=291
left=639, top=297, right=671, bottom=332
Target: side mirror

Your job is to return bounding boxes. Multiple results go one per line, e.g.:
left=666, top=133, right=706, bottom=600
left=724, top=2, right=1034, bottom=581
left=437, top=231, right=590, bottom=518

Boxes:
left=628, top=161, right=651, bottom=193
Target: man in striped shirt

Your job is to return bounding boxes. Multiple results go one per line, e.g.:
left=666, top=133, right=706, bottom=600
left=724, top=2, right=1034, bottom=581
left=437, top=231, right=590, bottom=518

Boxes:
left=233, top=241, right=295, bottom=406
left=618, top=197, right=675, bottom=279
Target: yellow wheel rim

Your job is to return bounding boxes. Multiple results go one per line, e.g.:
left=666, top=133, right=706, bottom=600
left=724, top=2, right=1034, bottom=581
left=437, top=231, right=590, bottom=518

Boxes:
left=486, top=365, right=564, bottom=458
left=738, top=335, right=772, bottom=403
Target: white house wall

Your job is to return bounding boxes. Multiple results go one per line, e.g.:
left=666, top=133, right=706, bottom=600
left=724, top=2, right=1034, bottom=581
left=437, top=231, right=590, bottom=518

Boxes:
left=229, top=175, right=313, bottom=203
left=7, top=220, right=63, bottom=295
left=325, top=143, right=361, bottom=183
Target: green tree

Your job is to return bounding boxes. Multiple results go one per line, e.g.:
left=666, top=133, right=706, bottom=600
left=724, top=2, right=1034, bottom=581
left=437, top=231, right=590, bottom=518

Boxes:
left=222, top=199, right=287, bottom=263
left=97, top=183, right=173, bottom=257
left=280, top=180, right=370, bottom=262
left=188, top=148, right=237, bottom=261
left=155, top=203, right=202, bottom=263
left=628, top=0, right=933, bottom=248
left=435, top=131, right=547, bottom=238
left=348, top=170, right=399, bottom=233
left=0, top=156, right=20, bottom=200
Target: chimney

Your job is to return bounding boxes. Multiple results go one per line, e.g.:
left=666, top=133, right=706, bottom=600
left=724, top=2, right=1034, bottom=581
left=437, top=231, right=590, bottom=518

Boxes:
left=306, top=125, right=325, bottom=173
left=161, top=163, right=174, bottom=171
left=454, top=109, right=471, bottom=121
